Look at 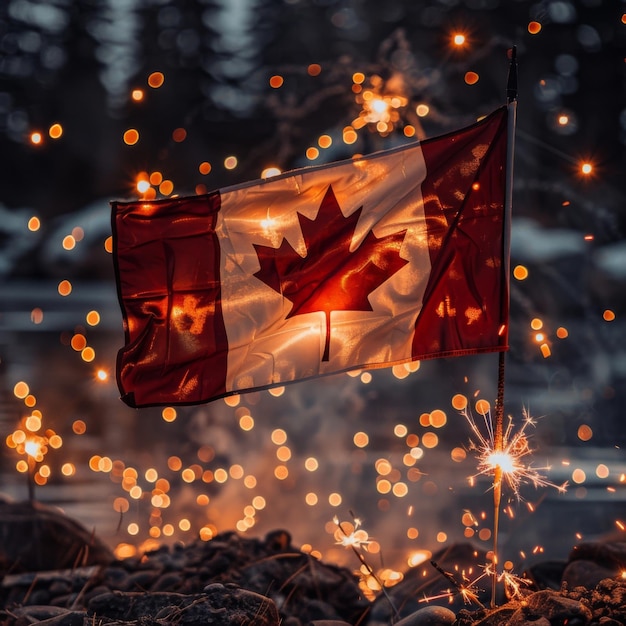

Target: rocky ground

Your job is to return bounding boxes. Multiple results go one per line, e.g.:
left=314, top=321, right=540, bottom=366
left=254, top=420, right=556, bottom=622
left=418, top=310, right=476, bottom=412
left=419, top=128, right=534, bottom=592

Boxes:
left=1, top=500, right=626, bottom=626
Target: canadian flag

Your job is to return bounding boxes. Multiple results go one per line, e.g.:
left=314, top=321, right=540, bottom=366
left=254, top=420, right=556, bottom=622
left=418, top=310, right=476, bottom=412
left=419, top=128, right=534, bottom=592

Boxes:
left=112, top=106, right=509, bottom=407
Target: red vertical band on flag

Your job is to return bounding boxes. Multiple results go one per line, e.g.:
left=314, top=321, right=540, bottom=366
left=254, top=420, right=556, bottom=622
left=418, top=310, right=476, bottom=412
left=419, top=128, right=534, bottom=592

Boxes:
left=413, top=107, right=508, bottom=359
left=112, top=193, right=228, bottom=407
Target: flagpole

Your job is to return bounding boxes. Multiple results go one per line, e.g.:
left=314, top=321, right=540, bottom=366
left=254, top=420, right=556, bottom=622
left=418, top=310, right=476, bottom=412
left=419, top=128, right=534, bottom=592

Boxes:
left=491, top=45, right=517, bottom=608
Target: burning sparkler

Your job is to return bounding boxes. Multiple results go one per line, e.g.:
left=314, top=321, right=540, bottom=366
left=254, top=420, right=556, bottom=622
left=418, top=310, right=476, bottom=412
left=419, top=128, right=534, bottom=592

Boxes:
left=352, top=72, right=409, bottom=137
left=332, top=514, right=401, bottom=619
left=6, top=416, right=63, bottom=501
left=452, top=392, right=567, bottom=605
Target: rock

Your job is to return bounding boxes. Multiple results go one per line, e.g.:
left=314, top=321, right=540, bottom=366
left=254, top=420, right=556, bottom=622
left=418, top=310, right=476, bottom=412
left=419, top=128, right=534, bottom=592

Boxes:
left=87, top=588, right=280, bottom=625
left=562, top=559, right=617, bottom=589
left=0, top=500, right=113, bottom=574
left=49, top=591, right=78, bottom=606
left=568, top=541, right=626, bottom=571
left=150, top=571, right=185, bottom=592
left=101, top=565, right=128, bottom=587
left=83, top=584, right=113, bottom=603
left=24, top=588, right=52, bottom=605
left=0, top=526, right=366, bottom=623
left=394, top=605, right=457, bottom=625
left=5, top=516, right=626, bottom=626
left=563, top=577, right=626, bottom=623
left=298, top=599, right=347, bottom=622
left=121, top=568, right=161, bottom=591
left=236, top=533, right=368, bottom=625
left=0, top=564, right=99, bottom=607
left=507, top=589, right=592, bottom=626
left=525, top=560, right=566, bottom=590
left=562, top=541, right=626, bottom=594
left=455, top=605, right=517, bottom=626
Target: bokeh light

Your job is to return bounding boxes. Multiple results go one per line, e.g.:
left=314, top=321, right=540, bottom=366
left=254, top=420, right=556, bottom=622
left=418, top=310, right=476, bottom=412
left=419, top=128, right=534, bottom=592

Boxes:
left=148, top=72, right=165, bottom=88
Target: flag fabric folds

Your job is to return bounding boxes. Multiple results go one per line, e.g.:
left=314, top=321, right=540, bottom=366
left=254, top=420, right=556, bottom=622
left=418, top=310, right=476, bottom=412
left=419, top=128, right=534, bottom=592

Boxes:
left=112, top=106, right=509, bottom=407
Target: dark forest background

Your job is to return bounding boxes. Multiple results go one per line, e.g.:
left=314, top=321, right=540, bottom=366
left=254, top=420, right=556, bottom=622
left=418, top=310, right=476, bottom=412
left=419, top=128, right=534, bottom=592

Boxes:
left=1, top=1, right=624, bottom=218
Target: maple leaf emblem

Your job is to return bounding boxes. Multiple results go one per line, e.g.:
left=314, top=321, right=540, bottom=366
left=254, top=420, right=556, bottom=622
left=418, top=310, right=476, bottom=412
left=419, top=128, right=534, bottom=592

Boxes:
left=253, top=185, right=408, bottom=361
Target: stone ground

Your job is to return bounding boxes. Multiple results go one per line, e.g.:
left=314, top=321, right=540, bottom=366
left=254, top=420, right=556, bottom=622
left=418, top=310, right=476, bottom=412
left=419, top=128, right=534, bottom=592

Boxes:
left=1, top=501, right=626, bottom=626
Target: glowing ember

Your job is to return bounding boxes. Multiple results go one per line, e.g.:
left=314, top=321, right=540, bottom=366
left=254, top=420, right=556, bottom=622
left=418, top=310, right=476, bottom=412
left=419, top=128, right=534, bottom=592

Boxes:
left=13, top=381, right=30, bottom=399
left=453, top=33, right=466, bottom=46
left=27, top=216, right=41, bottom=231
left=124, top=129, right=139, bottom=146
left=49, top=123, right=63, bottom=139
left=269, top=75, right=284, bottom=88
left=147, top=72, right=165, bottom=88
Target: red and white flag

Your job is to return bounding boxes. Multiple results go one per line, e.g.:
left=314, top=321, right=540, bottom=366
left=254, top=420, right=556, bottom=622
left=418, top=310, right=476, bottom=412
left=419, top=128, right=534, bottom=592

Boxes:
left=113, top=106, right=509, bottom=407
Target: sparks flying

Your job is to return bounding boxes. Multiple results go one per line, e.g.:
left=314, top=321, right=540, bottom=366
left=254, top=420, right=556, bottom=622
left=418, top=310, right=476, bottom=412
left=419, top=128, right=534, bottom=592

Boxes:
left=463, top=404, right=567, bottom=498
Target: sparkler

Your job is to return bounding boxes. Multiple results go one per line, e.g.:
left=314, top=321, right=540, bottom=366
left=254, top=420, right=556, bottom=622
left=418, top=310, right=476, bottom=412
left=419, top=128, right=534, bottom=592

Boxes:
left=352, top=72, right=409, bottom=137
left=6, top=416, right=61, bottom=501
left=454, top=391, right=567, bottom=606
left=333, top=514, right=401, bottom=620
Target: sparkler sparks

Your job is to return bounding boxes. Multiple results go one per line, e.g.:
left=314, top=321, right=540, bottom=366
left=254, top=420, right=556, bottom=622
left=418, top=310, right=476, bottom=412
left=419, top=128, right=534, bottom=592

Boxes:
left=333, top=515, right=370, bottom=549
left=5, top=394, right=66, bottom=500
left=459, top=399, right=568, bottom=499
left=424, top=559, right=486, bottom=608
left=332, top=514, right=402, bottom=612
left=421, top=558, right=532, bottom=607
left=454, top=393, right=568, bottom=606
left=352, top=72, right=409, bottom=137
